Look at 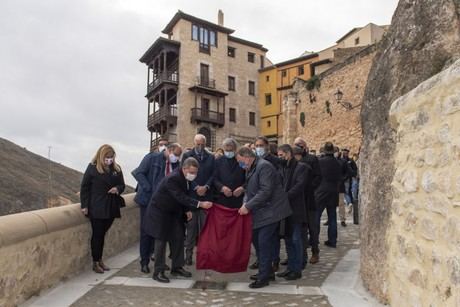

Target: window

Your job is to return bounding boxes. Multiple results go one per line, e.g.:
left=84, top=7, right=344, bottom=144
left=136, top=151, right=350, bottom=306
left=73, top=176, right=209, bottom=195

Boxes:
left=228, top=47, right=235, bottom=57
left=260, top=55, right=265, bottom=69
left=200, top=64, right=209, bottom=86
left=192, top=24, right=217, bottom=53
left=266, top=75, right=270, bottom=82
left=248, top=52, right=255, bottom=63
left=267, top=120, right=271, bottom=127
left=265, top=94, right=272, bottom=105
left=210, top=31, right=217, bottom=47
left=281, top=70, right=287, bottom=77
left=298, top=65, right=305, bottom=75
left=249, top=112, right=255, bottom=126
left=229, top=108, right=236, bottom=122
left=248, top=81, right=255, bottom=96
left=192, top=25, right=199, bottom=41
left=355, top=37, right=360, bottom=45
left=228, top=76, right=235, bottom=91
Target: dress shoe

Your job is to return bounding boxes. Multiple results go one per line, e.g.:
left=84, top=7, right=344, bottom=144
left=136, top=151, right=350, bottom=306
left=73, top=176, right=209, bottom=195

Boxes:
left=249, top=279, right=270, bottom=289
left=324, top=241, right=336, bottom=248
left=310, top=254, right=319, bottom=264
left=250, top=273, right=275, bottom=281
left=272, top=260, right=280, bottom=272
left=341, top=221, right=347, bottom=227
left=284, top=271, right=302, bottom=280
left=92, top=261, right=104, bottom=274
left=98, top=260, right=110, bottom=271
left=171, top=267, right=192, bottom=278
left=141, top=265, right=150, bottom=274
left=323, top=220, right=329, bottom=226
left=153, top=271, right=170, bottom=283
left=276, top=269, right=291, bottom=278
left=249, top=260, right=259, bottom=269
left=280, top=259, right=288, bottom=266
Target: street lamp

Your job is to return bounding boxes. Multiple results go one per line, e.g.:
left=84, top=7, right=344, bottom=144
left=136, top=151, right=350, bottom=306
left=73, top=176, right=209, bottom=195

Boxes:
left=334, top=88, right=353, bottom=111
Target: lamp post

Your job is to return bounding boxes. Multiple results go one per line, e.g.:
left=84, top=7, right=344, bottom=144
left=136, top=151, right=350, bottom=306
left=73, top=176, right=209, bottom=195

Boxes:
left=334, top=89, right=353, bottom=110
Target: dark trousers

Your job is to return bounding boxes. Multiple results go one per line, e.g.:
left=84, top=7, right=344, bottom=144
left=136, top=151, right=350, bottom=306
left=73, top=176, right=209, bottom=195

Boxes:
left=90, top=218, right=114, bottom=262
left=154, top=218, right=185, bottom=273
left=306, top=210, right=319, bottom=254
left=253, top=222, right=279, bottom=281
left=285, top=223, right=303, bottom=273
left=184, top=210, right=206, bottom=258
left=140, top=206, right=155, bottom=266
left=316, top=192, right=338, bottom=245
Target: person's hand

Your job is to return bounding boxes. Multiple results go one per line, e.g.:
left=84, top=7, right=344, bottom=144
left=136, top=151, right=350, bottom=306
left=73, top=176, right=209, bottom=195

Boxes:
left=186, top=211, right=193, bottom=221
left=108, top=187, right=119, bottom=194
left=196, top=186, right=207, bottom=196
left=221, top=186, right=232, bottom=197
left=81, top=208, right=88, bottom=216
left=238, top=204, right=249, bottom=215
left=232, top=186, right=245, bottom=197
left=199, top=201, right=213, bottom=209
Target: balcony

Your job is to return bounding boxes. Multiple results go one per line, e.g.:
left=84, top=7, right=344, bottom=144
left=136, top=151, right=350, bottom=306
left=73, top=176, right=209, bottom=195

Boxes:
left=147, top=71, right=179, bottom=96
left=197, top=77, right=216, bottom=89
left=148, top=105, right=177, bottom=130
left=189, top=78, right=227, bottom=97
left=191, top=107, right=225, bottom=127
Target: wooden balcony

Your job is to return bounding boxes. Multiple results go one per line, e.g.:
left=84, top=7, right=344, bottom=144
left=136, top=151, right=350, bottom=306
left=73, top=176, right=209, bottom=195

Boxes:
left=148, top=105, right=177, bottom=130
left=191, top=107, right=225, bottom=127
left=147, top=71, right=178, bottom=96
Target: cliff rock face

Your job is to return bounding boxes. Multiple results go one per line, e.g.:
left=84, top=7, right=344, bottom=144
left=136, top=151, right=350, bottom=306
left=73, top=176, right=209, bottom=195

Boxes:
left=359, top=0, right=460, bottom=303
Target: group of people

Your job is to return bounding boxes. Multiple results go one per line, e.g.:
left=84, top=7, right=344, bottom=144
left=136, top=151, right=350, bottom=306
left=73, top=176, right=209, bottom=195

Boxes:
left=79, top=134, right=359, bottom=289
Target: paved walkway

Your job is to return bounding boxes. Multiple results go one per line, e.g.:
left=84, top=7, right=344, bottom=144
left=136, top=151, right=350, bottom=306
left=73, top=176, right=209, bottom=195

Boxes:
left=23, top=215, right=383, bottom=307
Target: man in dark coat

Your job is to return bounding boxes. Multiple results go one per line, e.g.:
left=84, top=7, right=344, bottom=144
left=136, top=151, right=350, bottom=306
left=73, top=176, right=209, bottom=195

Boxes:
left=213, top=138, right=245, bottom=208
left=315, top=142, right=343, bottom=248
left=181, top=134, right=215, bottom=265
left=143, top=157, right=213, bottom=283
left=236, top=147, right=292, bottom=289
left=294, top=137, right=322, bottom=263
left=132, top=143, right=182, bottom=273
left=276, top=144, right=307, bottom=280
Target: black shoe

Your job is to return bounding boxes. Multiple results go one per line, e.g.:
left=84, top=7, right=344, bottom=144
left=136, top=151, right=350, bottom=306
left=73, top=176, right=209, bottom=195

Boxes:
left=250, top=273, right=275, bottom=281
left=272, top=260, right=280, bottom=272
left=153, top=271, right=169, bottom=283
left=280, top=259, right=288, bottom=266
left=341, top=221, right=347, bottom=227
left=324, top=241, right=337, bottom=248
left=171, top=267, right=192, bottom=278
left=284, top=271, right=302, bottom=280
left=323, top=221, right=329, bottom=226
left=276, top=269, right=291, bottom=278
left=141, top=264, right=150, bottom=274
left=249, top=260, right=259, bottom=269
left=249, top=279, right=270, bottom=289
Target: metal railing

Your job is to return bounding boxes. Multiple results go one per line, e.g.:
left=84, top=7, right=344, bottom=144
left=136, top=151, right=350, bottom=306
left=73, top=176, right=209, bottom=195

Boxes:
left=191, top=107, right=224, bottom=126
left=147, top=71, right=179, bottom=94
left=196, top=77, right=216, bottom=89
left=148, top=105, right=177, bottom=128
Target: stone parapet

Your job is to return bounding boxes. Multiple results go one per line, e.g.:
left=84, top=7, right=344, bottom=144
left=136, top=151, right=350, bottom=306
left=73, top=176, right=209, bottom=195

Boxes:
left=0, top=193, right=139, bottom=307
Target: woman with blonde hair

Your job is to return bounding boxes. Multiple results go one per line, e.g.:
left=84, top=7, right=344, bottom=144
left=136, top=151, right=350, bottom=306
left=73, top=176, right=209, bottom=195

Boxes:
left=80, top=144, right=126, bottom=273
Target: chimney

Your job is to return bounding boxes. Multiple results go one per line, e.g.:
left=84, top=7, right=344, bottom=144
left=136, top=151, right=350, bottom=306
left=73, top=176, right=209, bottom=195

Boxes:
left=218, top=10, right=224, bottom=26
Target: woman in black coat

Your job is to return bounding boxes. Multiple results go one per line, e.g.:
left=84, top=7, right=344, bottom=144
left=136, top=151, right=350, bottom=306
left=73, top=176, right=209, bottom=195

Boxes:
left=80, top=144, right=125, bottom=273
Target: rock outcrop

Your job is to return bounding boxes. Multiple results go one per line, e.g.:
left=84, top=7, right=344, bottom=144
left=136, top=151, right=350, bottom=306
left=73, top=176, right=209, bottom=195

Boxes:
left=359, top=0, right=460, bottom=303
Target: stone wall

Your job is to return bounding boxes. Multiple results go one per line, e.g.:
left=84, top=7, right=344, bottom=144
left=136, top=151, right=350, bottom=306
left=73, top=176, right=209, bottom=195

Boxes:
left=0, top=194, right=139, bottom=307
left=386, top=59, right=460, bottom=307
left=282, top=46, right=376, bottom=153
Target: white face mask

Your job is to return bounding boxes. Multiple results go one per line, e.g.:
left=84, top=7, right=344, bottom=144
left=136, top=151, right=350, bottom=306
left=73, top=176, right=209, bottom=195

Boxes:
left=185, top=173, right=197, bottom=182
left=104, top=158, right=114, bottom=166
left=169, top=154, right=179, bottom=163
left=158, top=145, right=166, bottom=152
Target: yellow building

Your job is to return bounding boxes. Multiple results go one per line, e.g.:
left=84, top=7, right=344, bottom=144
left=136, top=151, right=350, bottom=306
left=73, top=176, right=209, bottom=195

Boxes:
left=259, top=53, right=319, bottom=142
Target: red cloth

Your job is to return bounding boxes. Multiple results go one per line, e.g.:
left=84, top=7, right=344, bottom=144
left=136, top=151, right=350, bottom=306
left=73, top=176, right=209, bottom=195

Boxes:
left=196, top=204, right=252, bottom=273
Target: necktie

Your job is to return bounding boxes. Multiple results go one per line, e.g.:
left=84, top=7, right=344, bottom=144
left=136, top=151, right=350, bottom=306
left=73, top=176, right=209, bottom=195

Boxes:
left=166, top=160, right=170, bottom=175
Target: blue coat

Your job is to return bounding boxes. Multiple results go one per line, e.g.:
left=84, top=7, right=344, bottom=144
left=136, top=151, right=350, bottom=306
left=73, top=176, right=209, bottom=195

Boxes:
left=132, top=152, right=179, bottom=207
left=181, top=149, right=215, bottom=201
left=213, top=156, right=245, bottom=208
left=244, top=158, right=292, bottom=229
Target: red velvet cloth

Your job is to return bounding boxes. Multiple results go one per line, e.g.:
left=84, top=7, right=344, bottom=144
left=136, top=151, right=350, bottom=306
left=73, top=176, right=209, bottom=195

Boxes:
left=196, top=204, right=252, bottom=273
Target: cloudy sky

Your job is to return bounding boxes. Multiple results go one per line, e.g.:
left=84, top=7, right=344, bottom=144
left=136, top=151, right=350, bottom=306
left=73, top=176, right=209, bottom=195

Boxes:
left=0, top=0, right=398, bottom=186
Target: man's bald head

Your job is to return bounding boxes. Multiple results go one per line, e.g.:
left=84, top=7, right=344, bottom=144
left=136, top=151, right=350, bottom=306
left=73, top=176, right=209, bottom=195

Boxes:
left=294, top=137, right=308, bottom=151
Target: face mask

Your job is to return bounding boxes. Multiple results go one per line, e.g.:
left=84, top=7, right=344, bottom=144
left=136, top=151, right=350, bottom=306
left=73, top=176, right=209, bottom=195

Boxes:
left=104, top=158, right=114, bottom=166
left=169, top=154, right=179, bottom=163
left=224, top=151, right=235, bottom=159
left=195, top=145, right=204, bottom=153
left=255, top=147, right=265, bottom=157
left=185, top=173, right=197, bottom=181
left=238, top=161, right=247, bottom=169
left=158, top=145, right=166, bottom=152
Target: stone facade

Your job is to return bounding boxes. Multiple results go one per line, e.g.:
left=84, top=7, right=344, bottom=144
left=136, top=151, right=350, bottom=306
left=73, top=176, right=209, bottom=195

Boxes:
left=387, top=59, right=460, bottom=307
left=0, top=194, right=139, bottom=307
left=282, top=46, right=376, bottom=153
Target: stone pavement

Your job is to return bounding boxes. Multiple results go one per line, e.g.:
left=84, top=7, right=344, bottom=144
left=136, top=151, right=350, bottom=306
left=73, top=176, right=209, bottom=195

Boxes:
left=23, top=213, right=382, bottom=307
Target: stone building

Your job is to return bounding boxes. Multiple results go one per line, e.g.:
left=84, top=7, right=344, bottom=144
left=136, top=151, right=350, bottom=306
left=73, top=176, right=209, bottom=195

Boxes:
left=139, top=10, right=268, bottom=151
left=282, top=45, right=377, bottom=153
